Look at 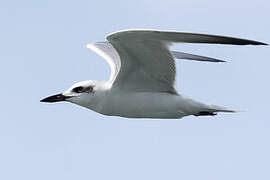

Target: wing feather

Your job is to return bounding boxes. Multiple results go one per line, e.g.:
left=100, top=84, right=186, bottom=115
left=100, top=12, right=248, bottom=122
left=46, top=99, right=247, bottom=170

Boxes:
left=107, top=29, right=267, bottom=45
left=171, top=51, right=226, bottom=63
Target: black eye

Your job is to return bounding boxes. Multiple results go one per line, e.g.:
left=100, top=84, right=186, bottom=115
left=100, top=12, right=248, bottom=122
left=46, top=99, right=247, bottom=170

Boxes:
left=72, top=86, right=84, bottom=93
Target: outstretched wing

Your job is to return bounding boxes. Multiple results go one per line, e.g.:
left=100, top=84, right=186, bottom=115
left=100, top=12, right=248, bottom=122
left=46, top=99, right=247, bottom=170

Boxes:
left=107, top=29, right=267, bottom=45
left=105, top=29, right=266, bottom=93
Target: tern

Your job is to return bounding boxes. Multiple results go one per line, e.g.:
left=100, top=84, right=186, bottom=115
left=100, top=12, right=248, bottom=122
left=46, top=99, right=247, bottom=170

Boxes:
left=41, top=29, right=267, bottom=119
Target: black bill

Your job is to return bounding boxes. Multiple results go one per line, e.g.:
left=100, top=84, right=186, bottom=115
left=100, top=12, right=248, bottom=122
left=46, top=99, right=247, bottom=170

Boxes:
left=40, top=93, right=70, bottom=103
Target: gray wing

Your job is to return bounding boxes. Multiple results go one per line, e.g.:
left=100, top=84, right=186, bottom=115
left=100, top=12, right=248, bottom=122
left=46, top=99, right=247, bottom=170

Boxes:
left=108, top=29, right=267, bottom=45
left=86, top=42, right=226, bottom=87
left=106, top=29, right=266, bottom=93
left=171, top=51, right=226, bottom=63
left=108, top=33, right=177, bottom=94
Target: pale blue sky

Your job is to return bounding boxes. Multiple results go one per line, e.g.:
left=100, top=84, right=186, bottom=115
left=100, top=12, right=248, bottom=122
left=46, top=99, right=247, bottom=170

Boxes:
left=0, top=0, right=269, bottom=179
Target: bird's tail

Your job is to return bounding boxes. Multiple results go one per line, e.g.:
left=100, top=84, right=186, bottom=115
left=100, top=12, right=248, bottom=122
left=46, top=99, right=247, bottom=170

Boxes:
left=193, top=104, right=236, bottom=117
left=207, top=104, right=236, bottom=113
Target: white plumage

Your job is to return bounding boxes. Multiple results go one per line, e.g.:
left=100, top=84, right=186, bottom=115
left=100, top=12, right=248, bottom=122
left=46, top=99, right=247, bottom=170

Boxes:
left=41, top=29, right=267, bottom=119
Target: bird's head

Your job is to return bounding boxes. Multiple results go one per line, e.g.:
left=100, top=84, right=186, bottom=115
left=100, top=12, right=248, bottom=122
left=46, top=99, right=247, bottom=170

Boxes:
left=40, top=80, right=108, bottom=108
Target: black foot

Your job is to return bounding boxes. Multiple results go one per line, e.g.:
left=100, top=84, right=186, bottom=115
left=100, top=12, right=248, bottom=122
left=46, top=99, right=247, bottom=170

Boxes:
left=194, top=111, right=217, bottom=117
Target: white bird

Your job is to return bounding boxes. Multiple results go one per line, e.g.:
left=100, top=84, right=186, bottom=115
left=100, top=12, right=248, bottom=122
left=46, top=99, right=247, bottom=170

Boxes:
left=41, top=29, right=267, bottom=119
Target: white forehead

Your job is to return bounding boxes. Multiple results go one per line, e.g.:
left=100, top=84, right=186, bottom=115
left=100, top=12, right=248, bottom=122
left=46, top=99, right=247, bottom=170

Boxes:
left=75, top=80, right=96, bottom=87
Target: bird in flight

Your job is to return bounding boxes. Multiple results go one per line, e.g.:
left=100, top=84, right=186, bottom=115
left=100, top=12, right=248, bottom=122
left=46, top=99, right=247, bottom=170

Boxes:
left=41, top=29, right=267, bottom=119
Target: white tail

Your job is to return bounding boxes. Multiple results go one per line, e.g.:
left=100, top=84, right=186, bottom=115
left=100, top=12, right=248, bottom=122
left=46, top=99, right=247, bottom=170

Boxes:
left=208, top=105, right=236, bottom=113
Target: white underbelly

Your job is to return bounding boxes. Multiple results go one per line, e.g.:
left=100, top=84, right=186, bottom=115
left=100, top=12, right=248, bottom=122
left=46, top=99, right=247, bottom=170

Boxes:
left=98, top=92, right=197, bottom=119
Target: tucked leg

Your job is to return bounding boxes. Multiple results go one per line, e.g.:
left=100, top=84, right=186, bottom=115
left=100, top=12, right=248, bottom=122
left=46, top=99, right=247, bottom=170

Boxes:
left=194, top=111, right=217, bottom=116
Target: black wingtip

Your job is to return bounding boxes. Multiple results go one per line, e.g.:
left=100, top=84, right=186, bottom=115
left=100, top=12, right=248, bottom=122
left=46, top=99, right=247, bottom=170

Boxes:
left=229, top=38, right=268, bottom=46
left=217, top=59, right=227, bottom=63
left=250, top=41, right=268, bottom=45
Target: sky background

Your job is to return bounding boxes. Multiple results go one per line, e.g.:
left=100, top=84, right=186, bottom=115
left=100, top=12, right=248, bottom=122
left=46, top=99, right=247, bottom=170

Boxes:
left=0, top=0, right=269, bottom=179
